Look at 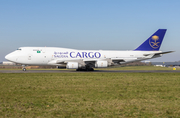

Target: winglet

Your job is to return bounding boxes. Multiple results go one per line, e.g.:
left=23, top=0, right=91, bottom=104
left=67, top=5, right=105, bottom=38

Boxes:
left=134, top=29, right=167, bottom=51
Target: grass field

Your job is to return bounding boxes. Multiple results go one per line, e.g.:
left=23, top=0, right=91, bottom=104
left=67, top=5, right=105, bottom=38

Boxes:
left=0, top=72, right=180, bottom=117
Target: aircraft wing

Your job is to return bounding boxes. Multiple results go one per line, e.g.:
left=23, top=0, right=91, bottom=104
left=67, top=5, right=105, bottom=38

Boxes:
left=48, top=57, right=141, bottom=66
left=48, top=59, right=85, bottom=65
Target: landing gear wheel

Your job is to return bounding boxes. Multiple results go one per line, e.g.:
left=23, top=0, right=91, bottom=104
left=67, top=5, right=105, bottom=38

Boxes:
left=89, top=68, right=94, bottom=71
left=76, top=68, right=94, bottom=71
left=91, top=68, right=94, bottom=71
left=23, top=68, right=26, bottom=71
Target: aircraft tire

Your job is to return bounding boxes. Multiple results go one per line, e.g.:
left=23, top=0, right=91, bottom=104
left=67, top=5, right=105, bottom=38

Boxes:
left=23, top=68, right=26, bottom=71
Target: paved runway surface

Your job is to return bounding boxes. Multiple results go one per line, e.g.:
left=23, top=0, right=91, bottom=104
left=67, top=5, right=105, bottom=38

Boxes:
left=0, top=70, right=180, bottom=73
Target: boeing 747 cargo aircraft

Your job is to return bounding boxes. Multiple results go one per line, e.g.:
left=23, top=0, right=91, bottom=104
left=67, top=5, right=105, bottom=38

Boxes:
left=5, top=29, right=173, bottom=71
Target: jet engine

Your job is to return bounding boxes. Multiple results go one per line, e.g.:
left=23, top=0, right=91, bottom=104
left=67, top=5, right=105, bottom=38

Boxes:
left=95, top=61, right=108, bottom=68
left=66, top=62, right=79, bottom=69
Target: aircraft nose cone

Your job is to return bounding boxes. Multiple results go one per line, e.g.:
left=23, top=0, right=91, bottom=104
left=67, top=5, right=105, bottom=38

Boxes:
left=5, top=53, right=14, bottom=62
left=5, top=54, right=10, bottom=60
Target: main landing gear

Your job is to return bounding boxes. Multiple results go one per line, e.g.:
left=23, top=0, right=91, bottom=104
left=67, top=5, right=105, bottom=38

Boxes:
left=76, top=68, right=94, bottom=71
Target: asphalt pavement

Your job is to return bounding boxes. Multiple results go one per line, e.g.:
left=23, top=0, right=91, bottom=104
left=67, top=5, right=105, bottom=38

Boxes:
left=0, top=69, right=180, bottom=73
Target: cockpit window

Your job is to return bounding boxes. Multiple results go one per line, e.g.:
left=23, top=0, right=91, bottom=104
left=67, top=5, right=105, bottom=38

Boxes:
left=17, top=48, right=22, bottom=50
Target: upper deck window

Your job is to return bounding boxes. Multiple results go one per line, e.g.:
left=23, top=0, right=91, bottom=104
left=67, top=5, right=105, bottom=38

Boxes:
left=17, top=48, right=22, bottom=50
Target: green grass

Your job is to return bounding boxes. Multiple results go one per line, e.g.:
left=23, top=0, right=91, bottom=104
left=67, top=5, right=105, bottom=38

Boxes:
left=0, top=73, right=180, bottom=117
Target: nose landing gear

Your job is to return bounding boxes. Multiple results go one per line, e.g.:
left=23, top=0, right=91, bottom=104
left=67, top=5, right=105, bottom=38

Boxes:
left=22, top=65, right=27, bottom=71
left=23, top=68, right=26, bottom=71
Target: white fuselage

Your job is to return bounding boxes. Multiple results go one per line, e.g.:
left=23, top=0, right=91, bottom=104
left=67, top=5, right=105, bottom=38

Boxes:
left=5, top=47, right=161, bottom=66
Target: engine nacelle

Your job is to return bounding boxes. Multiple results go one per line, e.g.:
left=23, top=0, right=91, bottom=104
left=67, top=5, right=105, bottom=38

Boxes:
left=95, top=61, right=108, bottom=68
left=66, top=62, right=79, bottom=69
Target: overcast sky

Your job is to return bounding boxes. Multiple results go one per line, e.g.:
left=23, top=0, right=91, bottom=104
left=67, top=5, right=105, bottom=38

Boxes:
left=0, top=0, right=179, bottom=62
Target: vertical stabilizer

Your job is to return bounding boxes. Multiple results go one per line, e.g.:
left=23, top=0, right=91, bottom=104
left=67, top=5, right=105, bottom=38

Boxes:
left=134, top=29, right=167, bottom=51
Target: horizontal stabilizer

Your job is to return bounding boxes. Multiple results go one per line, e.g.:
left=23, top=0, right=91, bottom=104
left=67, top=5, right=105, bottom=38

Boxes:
left=143, top=51, right=174, bottom=56
left=155, top=51, right=174, bottom=55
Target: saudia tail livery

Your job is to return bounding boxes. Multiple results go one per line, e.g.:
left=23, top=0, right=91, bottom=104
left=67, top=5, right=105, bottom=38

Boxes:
left=5, top=29, right=173, bottom=71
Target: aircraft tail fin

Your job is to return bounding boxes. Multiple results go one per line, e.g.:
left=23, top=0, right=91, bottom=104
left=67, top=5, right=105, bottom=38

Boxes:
left=134, top=29, right=167, bottom=51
